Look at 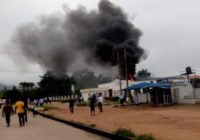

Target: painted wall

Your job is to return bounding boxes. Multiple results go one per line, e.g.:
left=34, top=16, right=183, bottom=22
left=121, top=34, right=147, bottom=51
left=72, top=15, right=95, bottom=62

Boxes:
left=171, top=81, right=194, bottom=103
left=193, top=88, right=200, bottom=98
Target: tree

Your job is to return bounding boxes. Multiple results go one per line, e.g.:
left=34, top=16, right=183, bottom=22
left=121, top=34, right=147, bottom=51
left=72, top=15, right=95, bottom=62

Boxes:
left=38, top=71, right=74, bottom=97
left=137, top=69, right=151, bottom=77
left=72, top=70, right=113, bottom=89
left=19, top=82, right=35, bottom=99
left=4, top=86, right=21, bottom=103
left=72, top=70, right=98, bottom=89
left=19, top=82, right=35, bottom=91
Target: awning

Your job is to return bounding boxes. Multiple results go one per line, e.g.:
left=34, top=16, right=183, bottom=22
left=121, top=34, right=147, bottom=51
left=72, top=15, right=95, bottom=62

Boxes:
left=123, top=82, right=152, bottom=90
left=150, top=83, right=171, bottom=88
left=123, top=82, right=171, bottom=90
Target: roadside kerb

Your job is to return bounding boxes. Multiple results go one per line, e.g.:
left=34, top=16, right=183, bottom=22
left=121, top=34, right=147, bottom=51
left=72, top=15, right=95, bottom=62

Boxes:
left=29, top=109, right=132, bottom=140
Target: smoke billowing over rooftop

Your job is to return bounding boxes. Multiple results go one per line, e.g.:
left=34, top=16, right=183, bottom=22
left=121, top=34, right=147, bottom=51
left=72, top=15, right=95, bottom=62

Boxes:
left=11, top=0, right=146, bottom=77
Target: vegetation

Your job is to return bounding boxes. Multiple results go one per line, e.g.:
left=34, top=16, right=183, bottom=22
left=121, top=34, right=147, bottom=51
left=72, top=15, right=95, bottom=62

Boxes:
left=137, top=134, right=155, bottom=140
left=89, top=124, right=96, bottom=128
left=1, top=71, right=80, bottom=102
left=76, top=101, right=88, bottom=106
left=137, top=69, right=151, bottom=77
left=113, top=128, right=156, bottom=140
left=113, top=128, right=136, bottom=138
left=38, top=71, right=75, bottom=97
left=104, top=97, right=119, bottom=102
left=72, top=69, right=113, bottom=89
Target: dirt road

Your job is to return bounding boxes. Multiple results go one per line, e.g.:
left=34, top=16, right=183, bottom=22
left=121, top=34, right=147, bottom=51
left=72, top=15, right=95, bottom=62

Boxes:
left=45, top=103, right=200, bottom=140
left=0, top=112, right=108, bottom=140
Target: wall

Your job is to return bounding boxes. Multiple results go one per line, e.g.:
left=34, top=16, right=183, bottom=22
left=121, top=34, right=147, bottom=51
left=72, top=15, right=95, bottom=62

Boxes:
left=81, top=88, right=109, bottom=101
left=172, top=81, right=194, bottom=103
left=194, top=88, right=200, bottom=98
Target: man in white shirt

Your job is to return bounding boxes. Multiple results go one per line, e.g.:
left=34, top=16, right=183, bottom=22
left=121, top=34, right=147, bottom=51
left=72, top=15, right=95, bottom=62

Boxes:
left=119, top=93, right=124, bottom=107
left=98, top=93, right=103, bottom=112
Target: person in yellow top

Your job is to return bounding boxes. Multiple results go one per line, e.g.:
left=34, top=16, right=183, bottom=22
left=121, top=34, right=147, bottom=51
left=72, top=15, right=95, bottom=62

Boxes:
left=15, top=98, right=25, bottom=127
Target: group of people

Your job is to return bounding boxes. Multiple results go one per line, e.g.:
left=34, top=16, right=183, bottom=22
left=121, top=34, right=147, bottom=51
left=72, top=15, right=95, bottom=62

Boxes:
left=67, top=93, right=104, bottom=116
left=33, top=97, right=51, bottom=107
left=1, top=98, right=28, bottom=127
left=88, top=93, right=104, bottom=116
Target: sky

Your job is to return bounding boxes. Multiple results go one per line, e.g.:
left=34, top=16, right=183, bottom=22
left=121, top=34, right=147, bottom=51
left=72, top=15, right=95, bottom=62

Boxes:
left=0, top=0, right=200, bottom=85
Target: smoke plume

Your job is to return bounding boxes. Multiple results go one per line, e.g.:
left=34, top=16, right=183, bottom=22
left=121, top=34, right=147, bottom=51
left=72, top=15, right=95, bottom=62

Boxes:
left=11, top=0, right=146, bottom=77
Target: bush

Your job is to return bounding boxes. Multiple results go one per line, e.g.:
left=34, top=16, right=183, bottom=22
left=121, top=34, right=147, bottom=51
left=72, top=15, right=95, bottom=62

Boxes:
left=137, top=134, right=155, bottom=140
left=113, top=128, right=135, bottom=138
left=61, top=100, right=70, bottom=103
left=76, top=101, right=88, bottom=106
left=105, top=97, right=119, bottom=102
left=89, top=124, right=96, bottom=128
left=43, top=105, right=50, bottom=111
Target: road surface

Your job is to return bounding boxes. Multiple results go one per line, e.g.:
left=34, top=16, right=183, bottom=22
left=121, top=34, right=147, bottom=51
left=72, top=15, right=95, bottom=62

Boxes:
left=0, top=112, right=109, bottom=140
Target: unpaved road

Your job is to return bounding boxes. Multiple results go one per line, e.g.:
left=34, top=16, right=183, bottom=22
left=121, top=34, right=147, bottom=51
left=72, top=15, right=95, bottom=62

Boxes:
left=46, top=103, right=200, bottom=140
left=0, top=112, right=108, bottom=140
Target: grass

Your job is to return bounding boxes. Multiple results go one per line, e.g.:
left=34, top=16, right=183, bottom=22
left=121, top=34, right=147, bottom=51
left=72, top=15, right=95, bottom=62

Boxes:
left=43, top=105, right=59, bottom=111
left=76, top=101, right=88, bottom=106
left=61, top=100, right=70, bottom=103
left=113, top=128, right=136, bottom=138
left=113, top=128, right=156, bottom=140
left=137, top=134, right=155, bottom=140
left=89, top=124, right=96, bottom=128
left=43, top=105, right=50, bottom=111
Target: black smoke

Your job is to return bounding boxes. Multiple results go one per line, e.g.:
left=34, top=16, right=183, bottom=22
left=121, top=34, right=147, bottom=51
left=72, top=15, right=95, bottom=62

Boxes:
left=11, top=0, right=146, bottom=77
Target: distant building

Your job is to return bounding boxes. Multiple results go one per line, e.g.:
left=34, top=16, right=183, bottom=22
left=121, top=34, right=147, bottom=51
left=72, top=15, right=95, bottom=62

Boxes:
left=80, top=75, right=200, bottom=104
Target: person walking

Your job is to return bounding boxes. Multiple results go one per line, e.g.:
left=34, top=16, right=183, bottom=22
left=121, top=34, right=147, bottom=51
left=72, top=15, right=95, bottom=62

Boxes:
left=69, top=98, right=75, bottom=113
left=23, top=99, right=28, bottom=123
left=2, top=100, right=14, bottom=127
left=97, top=93, right=103, bottom=112
left=119, top=93, right=124, bottom=107
left=89, top=94, right=96, bottom=116
left=15, top=98, right=25, bottom=127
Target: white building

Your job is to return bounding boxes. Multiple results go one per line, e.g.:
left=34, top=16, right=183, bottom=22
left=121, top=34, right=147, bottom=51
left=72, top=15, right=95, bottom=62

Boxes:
left=81, top=79, right=134, bottom=101
left=80, top=76, right=200, bottom=104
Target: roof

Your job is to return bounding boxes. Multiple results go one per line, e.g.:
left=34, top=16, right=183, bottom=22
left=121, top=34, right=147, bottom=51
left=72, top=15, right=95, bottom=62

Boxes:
left=80, top=87, right=109, bottom=93
left=190, top=75, right=200, bottom=79
left=124, top=82, right=152, bottom=90
left=123, top=82, right=171, bottom=90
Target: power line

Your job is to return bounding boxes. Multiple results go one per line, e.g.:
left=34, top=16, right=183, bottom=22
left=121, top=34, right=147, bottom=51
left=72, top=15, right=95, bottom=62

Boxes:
left=0, top=51, right=27, bottom=56
left=0, top=70, right=43, bottom=74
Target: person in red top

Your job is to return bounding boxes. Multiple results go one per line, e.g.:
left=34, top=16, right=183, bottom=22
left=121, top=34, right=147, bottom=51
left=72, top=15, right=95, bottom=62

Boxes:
left=2, top=100, right=14, bottom=127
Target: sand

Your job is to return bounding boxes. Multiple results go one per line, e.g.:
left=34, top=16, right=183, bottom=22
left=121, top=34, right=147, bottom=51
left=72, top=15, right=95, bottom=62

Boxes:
left=44, top=102, right=200, bottom=140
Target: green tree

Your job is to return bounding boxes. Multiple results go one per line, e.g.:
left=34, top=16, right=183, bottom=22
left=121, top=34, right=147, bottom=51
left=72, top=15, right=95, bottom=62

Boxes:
left=19, top=82, right=35, bottom=99
left=72, top=70, right=113, bottom=89
left=5, top=86, right=21, bottom=103
left=38, top=71, right=74, bottom=97
left=137, top=69, right=151, bottom=77
left=19, top=82, right=35, bottom=90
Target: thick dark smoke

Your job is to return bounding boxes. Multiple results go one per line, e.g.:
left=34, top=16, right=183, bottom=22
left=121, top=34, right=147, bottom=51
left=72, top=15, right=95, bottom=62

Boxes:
left=11, top=0, right=146, bottom=77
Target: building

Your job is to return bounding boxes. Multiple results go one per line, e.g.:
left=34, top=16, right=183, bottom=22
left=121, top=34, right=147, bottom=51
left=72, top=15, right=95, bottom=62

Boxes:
left=80, top=79, right=134, bottom=101
left=80, top=75, right=200, bottom=104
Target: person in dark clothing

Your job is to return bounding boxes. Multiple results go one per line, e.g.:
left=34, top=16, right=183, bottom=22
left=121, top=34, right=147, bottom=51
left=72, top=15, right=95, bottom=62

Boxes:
left=89, top=94, right=96, bottom=116
left=23, top=99, right=28, bottom=123
left=69, top=99, right=75, bottom=113
left=2, top=100, right=14, bottom=127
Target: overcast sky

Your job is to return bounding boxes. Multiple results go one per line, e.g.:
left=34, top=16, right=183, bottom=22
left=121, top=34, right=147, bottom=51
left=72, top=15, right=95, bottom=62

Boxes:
left=0, top=0, right=200, bottom=85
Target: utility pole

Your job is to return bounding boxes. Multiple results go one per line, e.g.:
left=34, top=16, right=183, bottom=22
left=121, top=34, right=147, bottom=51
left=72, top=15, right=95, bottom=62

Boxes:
left=117, top=50, right=122, bottom=94
left=124, top=48, right=129, bottom=88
